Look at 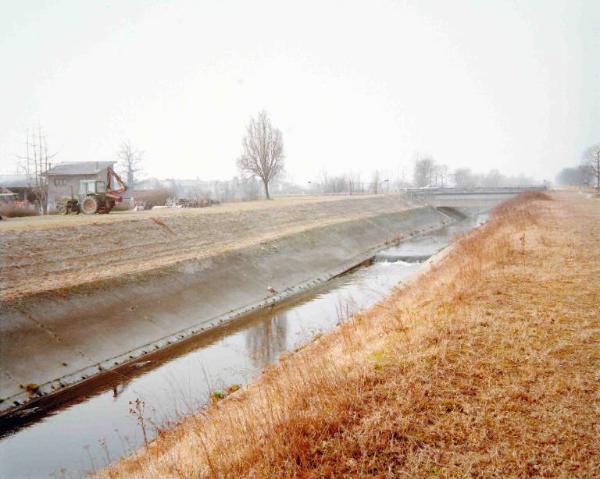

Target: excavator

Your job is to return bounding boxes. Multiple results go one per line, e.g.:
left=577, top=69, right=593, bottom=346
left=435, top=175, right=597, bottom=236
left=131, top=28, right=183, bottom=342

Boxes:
left=65, top=167, right=128, bottom=215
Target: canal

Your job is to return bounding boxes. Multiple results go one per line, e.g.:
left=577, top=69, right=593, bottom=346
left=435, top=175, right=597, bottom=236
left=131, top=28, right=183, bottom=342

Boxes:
left=0, top=213, right=487, bottom=479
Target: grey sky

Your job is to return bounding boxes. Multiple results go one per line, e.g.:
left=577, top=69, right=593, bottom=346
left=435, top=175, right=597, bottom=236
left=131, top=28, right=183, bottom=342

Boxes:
left=1, top=0, right=598, bottom=183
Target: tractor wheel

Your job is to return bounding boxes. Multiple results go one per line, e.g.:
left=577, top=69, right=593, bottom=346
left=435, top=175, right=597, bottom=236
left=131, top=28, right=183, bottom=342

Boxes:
left=81, top=196, right=99, bottom=215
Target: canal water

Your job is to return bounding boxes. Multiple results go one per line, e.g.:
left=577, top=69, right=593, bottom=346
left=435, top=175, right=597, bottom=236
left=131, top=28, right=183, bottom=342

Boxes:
left=0, top=213, right=487, bottom=479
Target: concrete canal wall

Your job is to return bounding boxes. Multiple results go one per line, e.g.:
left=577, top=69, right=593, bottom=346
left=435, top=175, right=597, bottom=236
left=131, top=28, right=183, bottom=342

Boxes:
left=0, top=205, right=452, bottom=415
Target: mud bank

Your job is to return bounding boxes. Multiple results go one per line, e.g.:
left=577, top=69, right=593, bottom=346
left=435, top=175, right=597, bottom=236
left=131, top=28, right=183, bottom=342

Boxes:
left=0, top=206, right=452, bottom=415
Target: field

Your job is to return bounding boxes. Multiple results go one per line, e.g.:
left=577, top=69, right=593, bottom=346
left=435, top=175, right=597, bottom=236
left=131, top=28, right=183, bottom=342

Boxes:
left=0, top=195, right=409, bottom=302
left=98, top=192, right=600, bottom=478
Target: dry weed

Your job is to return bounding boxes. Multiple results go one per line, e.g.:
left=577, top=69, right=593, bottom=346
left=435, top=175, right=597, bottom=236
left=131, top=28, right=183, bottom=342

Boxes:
left=98, top=192, right=600, bottom=479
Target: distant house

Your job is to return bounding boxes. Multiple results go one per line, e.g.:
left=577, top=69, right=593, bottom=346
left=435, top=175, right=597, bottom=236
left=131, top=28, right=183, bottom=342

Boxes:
left=46, top=161, right=116, bottom=210
left=0, top=186, right=18, bottom=203
left=0, top=175, right=35, bottom=202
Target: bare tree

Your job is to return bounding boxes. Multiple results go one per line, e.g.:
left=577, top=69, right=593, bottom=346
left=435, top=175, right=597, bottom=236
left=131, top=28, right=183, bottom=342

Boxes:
left=370, top=170, right=380, bottom=193
left=454, top=168, right=476, bottom=188
left=318, top=168, right=329, bottom=194
left=556, top=165, right=593, bottom=186
left=413, top=155, right=435, bottom=187
left=118, top=140, right=143, bottom=188
left=393, top=164, right=410, bottom=190
left=237, top=111, right=284, bottom=199
left=17, top=127, right=55, bottom=214
left=435, top=164, right=449, bottom=187
left=320, top=173, right=347, bottom=194
left=583, top=143, right=600, bottom=191
left=346, top=171, right=363, bottom=195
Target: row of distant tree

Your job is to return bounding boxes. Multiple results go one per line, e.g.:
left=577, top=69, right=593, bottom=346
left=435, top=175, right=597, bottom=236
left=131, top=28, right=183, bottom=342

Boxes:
left=555, top=144, right=600, bottom=190
left=412, top=156, right=536, bottom=189
left=21, top=114, right=596, bottom=210
left=126, top=130, right=599, bottom=202
left=233, top=114, right=540, bottom=197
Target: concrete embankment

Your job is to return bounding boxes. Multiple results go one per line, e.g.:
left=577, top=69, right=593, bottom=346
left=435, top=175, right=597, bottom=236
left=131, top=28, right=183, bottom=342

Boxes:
left=0, top=205, right=452, bottom=415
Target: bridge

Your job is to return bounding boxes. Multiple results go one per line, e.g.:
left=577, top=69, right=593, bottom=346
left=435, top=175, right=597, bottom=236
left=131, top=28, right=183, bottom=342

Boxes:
left=404, top=186, right=547, bottom=209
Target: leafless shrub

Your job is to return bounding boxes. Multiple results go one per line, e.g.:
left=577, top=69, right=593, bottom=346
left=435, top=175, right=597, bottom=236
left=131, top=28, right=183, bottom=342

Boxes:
left=0, top=204, right=39, bottom=217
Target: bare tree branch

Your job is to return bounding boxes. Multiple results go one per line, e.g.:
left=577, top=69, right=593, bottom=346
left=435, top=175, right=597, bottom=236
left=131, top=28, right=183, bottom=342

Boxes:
left=583, top=143, right=600, bottom=191
left=16, top=127, right=53, bottom=214
left=118, top=140, right=144, bottom=188
left=413, top=154, right=436, bottom=187
left=237, top=111, right=285, bottom=199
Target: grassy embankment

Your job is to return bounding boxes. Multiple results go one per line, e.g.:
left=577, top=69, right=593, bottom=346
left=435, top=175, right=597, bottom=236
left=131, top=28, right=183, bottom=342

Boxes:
left=99, top=192, right=599, bottom=478
left=1, top=194, right=410, bottom=302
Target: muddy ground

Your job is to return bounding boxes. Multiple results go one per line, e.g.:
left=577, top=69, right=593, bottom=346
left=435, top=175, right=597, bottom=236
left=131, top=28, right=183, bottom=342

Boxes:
left=0, top=195, right=410, bottom=301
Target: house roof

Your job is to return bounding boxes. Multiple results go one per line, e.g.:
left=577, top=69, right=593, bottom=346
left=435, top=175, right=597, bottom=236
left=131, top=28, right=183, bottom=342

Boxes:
left=0, top=186, right=17, bottom=196
left=46, top=161, right=115, bottom=176
left=0, top=175, right=30, bottom=188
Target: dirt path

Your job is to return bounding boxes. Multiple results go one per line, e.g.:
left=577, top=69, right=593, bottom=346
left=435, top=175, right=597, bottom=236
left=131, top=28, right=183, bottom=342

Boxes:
left=0, top=195, right=410, bottom=302
left=98, top=192, right=600, bottom=478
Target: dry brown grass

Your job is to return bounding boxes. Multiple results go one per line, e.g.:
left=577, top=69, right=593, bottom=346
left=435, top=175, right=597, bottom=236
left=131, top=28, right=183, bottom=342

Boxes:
left=0, top=194, right=410, bottom=301
left=98, top=192, right=600, bottom=479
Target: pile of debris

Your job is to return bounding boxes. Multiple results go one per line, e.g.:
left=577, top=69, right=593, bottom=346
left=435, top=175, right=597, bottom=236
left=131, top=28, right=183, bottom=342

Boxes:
left=175, top=198, right=219, bottom=208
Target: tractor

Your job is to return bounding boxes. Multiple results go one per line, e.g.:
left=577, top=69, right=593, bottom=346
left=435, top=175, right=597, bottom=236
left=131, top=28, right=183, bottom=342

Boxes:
left=68, top=167, right=128, bottom=215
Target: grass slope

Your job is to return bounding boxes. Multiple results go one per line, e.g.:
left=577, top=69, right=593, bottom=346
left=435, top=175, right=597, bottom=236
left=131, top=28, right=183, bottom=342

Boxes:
left=98, top=192, right=599, bottom=478
left=1, top=195, right=409, bottom=302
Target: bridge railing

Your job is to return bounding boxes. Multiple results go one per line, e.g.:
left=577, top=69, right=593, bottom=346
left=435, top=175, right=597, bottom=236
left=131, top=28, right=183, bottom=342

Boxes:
left=404, top=185, right=546, bottom=196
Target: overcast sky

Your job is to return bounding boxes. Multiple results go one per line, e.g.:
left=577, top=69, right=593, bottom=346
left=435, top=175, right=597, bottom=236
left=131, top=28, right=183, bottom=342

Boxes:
left=1, top=0, right=598, bottom=183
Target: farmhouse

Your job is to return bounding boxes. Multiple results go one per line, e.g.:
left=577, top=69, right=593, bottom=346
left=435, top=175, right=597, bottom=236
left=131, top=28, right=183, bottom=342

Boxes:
left=46, top=161, right=116, bottom=211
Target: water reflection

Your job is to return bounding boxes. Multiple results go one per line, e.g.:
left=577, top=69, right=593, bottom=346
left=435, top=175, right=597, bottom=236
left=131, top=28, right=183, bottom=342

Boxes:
left=246, top=312, right=289, bottom=367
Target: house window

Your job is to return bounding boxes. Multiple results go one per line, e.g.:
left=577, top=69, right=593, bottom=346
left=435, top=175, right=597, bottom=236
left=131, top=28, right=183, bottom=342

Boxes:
left=54, top=178, right=67, bottom=186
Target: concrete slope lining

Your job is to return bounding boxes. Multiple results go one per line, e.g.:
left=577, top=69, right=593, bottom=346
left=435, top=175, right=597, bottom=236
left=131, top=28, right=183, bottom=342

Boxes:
left=0, top=206, right=450, bottom=414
